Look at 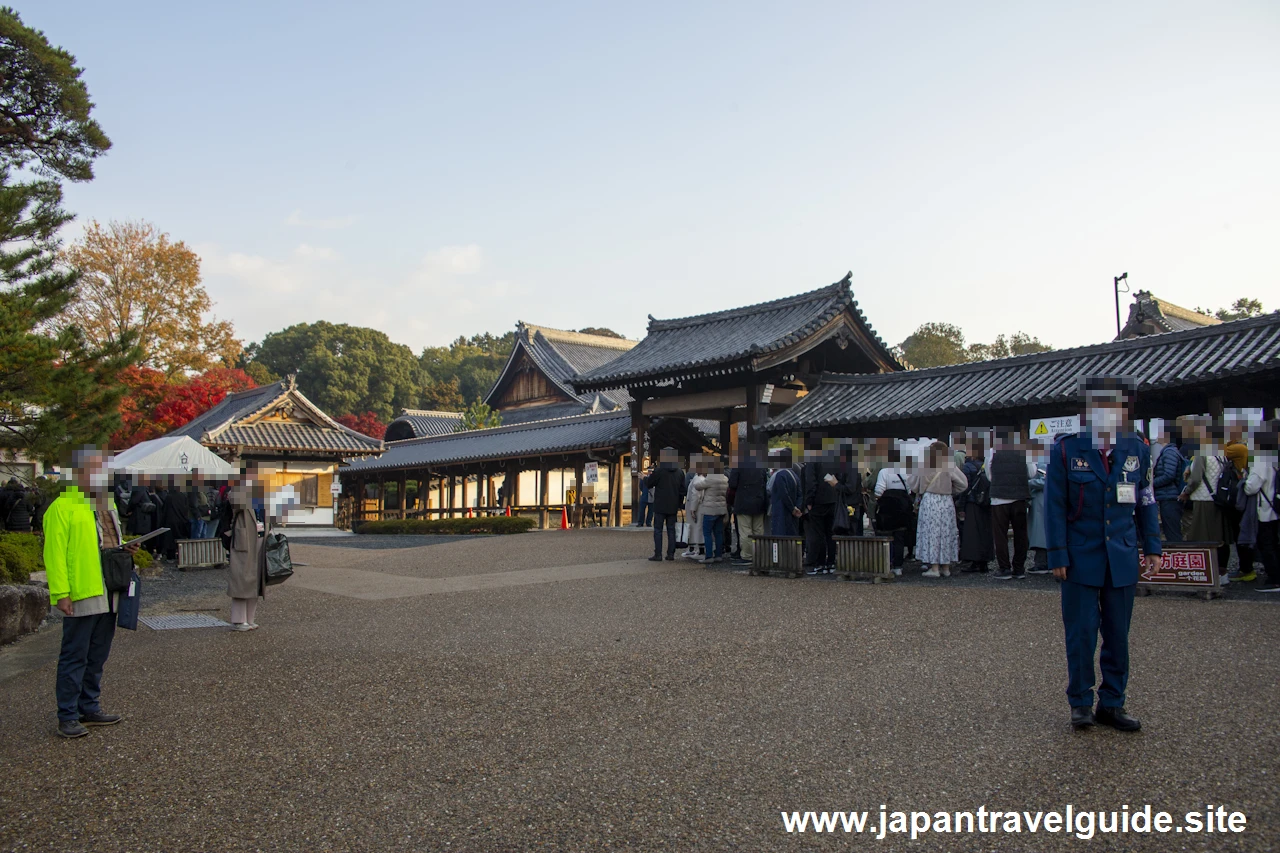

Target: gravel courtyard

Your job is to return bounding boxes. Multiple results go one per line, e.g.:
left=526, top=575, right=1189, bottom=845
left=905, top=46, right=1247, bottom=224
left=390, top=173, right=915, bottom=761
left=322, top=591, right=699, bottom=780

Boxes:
left=1, top=529, right=1276, bottom=852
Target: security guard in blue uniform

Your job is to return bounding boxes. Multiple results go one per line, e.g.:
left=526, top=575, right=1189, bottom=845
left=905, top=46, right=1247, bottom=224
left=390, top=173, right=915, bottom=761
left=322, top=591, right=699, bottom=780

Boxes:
left=1045, top=377, right=1162, bottom=731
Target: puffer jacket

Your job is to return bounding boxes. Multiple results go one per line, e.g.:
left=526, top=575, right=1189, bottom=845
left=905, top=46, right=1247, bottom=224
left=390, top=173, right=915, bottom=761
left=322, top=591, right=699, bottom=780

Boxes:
left=1152, top=443, right=1186, bottom=501
left=695, top=473, right=730, bottom=517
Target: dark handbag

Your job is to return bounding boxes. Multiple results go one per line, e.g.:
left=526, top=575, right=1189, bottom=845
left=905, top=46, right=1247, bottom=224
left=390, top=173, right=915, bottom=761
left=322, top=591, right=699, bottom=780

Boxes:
left=833, top=499, right=852, bottom=533
left=100, top=548, right=134, bottom=593
left=263, top=531, right=294, bottom=585
left=116, top=571, right=141, bottom=630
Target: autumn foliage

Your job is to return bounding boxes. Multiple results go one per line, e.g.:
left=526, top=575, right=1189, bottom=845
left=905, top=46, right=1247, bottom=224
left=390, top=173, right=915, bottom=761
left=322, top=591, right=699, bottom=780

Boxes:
left=334, top=411, right=387, bottom=439
left=111, top=366, right=257, bottom=450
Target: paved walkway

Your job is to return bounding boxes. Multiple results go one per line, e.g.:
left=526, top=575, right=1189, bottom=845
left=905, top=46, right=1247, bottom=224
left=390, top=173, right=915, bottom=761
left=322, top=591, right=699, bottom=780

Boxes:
left=2, top=530, right=1276, bottom=852
left=290, top=558, right=678, bottom=599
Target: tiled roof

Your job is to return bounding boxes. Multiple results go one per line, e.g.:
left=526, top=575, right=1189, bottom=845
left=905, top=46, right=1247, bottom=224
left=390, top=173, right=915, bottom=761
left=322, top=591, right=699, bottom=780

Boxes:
left=497, top=400, right=604, bottom=425
left=571, top=275, right=901, bottom=392
left=485, top=323, right=634, bottom=409
left=767, top=313, right=1280, bottom=434
left=171, top=383, right=284, bottom=441
left=211, top=421, right=387, bottom=454
left=384, top=409, right=464, bottom=442
left=170, top=376, right=383, bottom=456
left=342, top=411, right=631, bottom=473
left=1120, top=291, right=1220, bottom=338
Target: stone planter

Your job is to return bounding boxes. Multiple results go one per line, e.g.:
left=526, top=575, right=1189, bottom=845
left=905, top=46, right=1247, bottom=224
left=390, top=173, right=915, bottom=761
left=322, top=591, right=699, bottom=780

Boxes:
left=0, top=584, right=51, bottom=645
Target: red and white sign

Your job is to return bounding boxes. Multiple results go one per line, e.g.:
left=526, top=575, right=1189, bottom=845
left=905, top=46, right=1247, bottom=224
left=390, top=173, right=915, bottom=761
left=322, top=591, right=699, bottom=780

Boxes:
left=1138, top=544, right=1218, bottom=589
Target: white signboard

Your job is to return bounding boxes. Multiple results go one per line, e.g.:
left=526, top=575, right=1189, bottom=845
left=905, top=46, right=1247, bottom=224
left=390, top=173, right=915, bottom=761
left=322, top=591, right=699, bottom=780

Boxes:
left=330, top=480, right=342, bottom=495
left=584, top=462, right=599, bottom=484
left=1030, top=415, right=1081, bottom=442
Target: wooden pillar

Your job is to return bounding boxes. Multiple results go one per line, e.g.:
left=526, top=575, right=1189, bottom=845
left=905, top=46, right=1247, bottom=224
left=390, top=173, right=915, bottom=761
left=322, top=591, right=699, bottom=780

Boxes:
left=461, top=473, right=470, bottom=514
left=745, top=382, right=769, bottom=467
left=573, top=460, right=585, bottom=528
left=719, top=417, right=733, bottom=465
left=629, top=402, right=649, bottom=524
left=482, top=473, right=491, bottom=512
left=447, top=474, right=456, bottom=518
left=611, top=455, right=623, bottom=526
left=378, top=477, right=386, bottom=517
left=397, top=472, right=407, bottom=519
left=510, top=464, right=521, bottom=508
left=539, top=461, right=550, bottom=529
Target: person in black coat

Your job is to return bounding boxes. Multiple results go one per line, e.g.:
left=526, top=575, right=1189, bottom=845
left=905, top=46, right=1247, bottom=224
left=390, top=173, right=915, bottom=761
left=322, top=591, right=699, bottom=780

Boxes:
left=158, top=475, right=192, bottom=560
left=729, top=454, right=769, bottom=563
left=958, top=454, right=995, bottom=571
left=802, top=437, right=847, bottom=573
left=643, top=447, right=686, bottom=561
left=125, top=480, right=156, bottom=537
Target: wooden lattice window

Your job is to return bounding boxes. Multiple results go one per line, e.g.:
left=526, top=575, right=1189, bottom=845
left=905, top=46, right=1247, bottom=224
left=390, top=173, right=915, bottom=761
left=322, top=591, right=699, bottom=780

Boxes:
left=299, top=475, right=319, bottom=507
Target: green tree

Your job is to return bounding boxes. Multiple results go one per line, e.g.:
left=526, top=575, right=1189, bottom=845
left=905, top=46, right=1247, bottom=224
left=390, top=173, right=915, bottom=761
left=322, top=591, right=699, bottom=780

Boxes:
left=577, top=327, right=624, bottom=338
left=968, top=331, right=1052, bottom=361
left=1195, top=297, right=1265, bottom=322
left=248, top=322, right=421, bottom=421
left=0, top=8, right=110, bottom=180
left=420, top=377, right=463, bottom=410
left=0, top=9, right=133, bottom=462
left=455, top=400, right=501, bottom=432
left=419, top=333, right=515, bottom=404
left=896, top=322, right=969, bottom=368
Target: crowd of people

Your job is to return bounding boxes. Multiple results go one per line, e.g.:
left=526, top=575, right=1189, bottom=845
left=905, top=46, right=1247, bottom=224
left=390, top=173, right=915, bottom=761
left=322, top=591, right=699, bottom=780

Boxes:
left=112, top=469, right=228, bottom=562
left=634, top=415, right=1280, bottom=590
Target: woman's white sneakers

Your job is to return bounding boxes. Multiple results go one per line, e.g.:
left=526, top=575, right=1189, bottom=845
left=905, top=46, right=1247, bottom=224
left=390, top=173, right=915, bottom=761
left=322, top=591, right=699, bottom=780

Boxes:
left=230, top=623, right=258, bottom=632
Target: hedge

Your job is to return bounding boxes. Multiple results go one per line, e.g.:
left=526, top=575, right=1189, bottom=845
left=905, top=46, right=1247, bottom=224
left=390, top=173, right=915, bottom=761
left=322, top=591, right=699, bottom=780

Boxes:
left=0, top=531, right=154, bottom=585
left=0, top=532, right=42, bottom=585
left=355, top=517, right=536, bottom=536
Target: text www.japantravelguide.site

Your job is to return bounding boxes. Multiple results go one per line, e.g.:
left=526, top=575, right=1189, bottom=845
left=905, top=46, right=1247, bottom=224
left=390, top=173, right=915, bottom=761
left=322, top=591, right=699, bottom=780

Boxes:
left=780, top=804, right=1247, bottom=840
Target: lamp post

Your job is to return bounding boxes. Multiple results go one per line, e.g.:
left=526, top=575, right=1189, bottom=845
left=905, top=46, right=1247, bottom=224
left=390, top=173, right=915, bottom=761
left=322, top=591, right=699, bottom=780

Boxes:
left=1114, top=272, right=1129, bottom=338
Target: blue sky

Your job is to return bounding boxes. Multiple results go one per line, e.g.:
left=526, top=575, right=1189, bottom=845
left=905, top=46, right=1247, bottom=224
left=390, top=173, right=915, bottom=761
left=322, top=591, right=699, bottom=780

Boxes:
left=29, top=1, right=1280, bottom=353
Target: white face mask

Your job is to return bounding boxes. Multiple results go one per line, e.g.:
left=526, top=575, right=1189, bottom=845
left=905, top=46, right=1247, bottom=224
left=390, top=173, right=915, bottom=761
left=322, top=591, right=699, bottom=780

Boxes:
left=88, top=471, right=110, bottom=491
left=1088, top=408, right=1124, bottom=444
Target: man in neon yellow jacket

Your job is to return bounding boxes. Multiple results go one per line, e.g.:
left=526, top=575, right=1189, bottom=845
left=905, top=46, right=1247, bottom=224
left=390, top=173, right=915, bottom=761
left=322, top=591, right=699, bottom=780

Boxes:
left=45, top=447, right=136, bottom=739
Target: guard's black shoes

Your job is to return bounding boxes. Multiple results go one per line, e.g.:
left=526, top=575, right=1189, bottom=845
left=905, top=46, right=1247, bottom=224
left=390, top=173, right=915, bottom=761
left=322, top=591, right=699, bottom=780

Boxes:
left=648, top=555, right=663, bottom=562
left=58, top=720, right=89, bottom=738
left=1095, top=706, right=1141, bottom=732
left=79, top=712, right=122, bottom=726
left=664, top=554, right=675, bottom=561
left=1070, top=706, right=1095, bottom=729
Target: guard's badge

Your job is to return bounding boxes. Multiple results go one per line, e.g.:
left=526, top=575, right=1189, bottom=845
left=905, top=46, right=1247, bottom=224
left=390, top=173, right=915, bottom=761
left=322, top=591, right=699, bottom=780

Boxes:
left=1071, top=457, right=1091, bottom=471
left=1123, top=456, right=1140, bottom=472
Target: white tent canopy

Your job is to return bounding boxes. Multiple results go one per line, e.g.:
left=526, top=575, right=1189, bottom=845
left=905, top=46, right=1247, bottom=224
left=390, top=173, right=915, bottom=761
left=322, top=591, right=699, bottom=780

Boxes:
left=109, top=435, right=235, bottom=477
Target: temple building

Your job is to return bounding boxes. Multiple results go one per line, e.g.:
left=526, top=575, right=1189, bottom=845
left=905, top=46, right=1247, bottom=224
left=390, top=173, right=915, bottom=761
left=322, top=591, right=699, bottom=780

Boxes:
left=171, top=375, right=383, bottom=526
left=571, top=273, right=902, bottom=510
left=1117, top=290, right=1220, bottom=339
left=342, top=325, right=654, bottom=527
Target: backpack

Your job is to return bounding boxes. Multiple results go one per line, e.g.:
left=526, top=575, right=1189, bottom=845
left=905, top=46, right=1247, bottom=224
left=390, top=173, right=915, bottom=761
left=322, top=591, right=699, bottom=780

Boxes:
left=875, top=473, right=912, bottom=531
left=1209, top=457, right=1240, bottom=509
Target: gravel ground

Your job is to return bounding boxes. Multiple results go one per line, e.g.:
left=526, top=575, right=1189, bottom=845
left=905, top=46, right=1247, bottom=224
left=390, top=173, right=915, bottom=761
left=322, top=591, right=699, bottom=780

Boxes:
left=2, top=531, right=1277, bottom=852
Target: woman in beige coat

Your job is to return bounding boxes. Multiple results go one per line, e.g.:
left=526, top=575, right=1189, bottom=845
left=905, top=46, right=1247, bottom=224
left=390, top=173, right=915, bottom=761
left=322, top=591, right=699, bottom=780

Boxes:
left=695, top=459, right=731, bottom=563
left=225, top=472, right=265, bottom=632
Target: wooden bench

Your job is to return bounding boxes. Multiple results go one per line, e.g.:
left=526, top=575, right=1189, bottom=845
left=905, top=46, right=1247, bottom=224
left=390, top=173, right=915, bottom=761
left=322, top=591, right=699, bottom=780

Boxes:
left=748, top=535, right=805, bottom=578
left=833, top=536, right=894, bottom=583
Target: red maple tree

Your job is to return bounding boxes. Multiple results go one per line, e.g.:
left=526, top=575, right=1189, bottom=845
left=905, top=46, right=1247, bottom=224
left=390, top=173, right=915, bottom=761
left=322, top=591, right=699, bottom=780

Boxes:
left=111, top=367, right=258, bottom=450
left=334, top=411, right=387, bottom=439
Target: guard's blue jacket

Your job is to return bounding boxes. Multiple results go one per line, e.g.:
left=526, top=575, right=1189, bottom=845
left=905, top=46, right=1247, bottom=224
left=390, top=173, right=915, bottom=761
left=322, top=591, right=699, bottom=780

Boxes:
left=1045, top=432, right=1161, bottom=587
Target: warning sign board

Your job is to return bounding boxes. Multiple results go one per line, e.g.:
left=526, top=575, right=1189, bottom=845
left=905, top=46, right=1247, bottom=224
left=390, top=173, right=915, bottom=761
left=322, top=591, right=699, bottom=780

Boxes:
left=1030, top=415, right=1080, bottom=442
